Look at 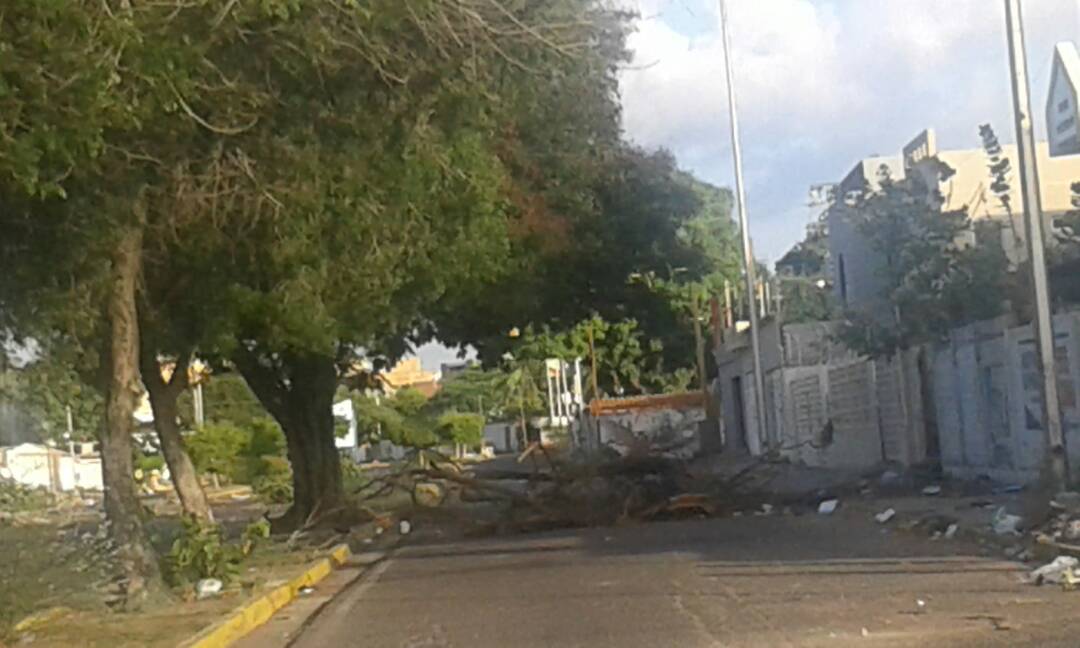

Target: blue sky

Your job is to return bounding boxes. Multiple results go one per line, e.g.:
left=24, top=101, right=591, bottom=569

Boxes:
left=619, top=0, right=1080, bottom=263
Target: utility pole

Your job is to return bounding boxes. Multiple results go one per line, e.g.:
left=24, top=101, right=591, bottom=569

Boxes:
left=719, top=0, right=769, bottom=450
left=587, top=322, right=600, bottom=400
left=1004, top=0, right=1068, bottom=488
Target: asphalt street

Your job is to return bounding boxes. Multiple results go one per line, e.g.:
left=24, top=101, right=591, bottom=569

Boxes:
left=285, top=511, right=1080, bottom=647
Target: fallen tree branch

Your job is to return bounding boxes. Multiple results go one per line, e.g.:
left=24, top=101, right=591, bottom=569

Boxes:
left=412, top=467, right=559, bottom=517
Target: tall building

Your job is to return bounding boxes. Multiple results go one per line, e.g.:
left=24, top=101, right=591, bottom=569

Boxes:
left=379, top=358, right=441, bottom=398
left=1048, top=41, right=1080, bottom=157
left=827, top=128, right=1080, bottom=313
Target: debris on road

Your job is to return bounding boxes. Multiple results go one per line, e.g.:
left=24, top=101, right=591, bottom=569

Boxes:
left=195, top=578, right=223, bottom=599
left=875, top=508, right=896, bottom=524
left=413, top=482, right=445, bottom=508
left=921, top=485, right=941, bottom=496
left=398, top=520, right=412, bottom=535
left=944, top=523, right=959, bottom=539
left=1029, top=556, right=1079, bottom=586
left=818, top=499, right=839, bottom=515
left=1050, top=491, right=1080, bottom=515
left=991, top=507, right=1022, bottom=536
left=665, top=493, right=715, bottom=517
left=13, top=606, right=73, bottom=634
left=993, top=484, right=1024, bottom=495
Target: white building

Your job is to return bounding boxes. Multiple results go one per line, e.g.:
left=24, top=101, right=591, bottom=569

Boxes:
left=1048, top=41, right=1080, bottom=158
left=828, top=128, right=1080, bottom=314
left=0, top=443, right=103, bottom=492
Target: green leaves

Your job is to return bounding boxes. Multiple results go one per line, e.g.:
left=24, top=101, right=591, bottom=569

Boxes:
left=839, top=160, right=1011, bottom=356
left=435, top=412, right=485, bottom=446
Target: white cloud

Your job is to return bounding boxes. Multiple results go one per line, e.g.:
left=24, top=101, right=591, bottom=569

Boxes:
left=617, top=0, right=1080, bottom=262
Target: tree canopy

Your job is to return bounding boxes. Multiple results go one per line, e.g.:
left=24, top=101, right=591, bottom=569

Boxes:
left=838, top=163, right=1011, bottom=357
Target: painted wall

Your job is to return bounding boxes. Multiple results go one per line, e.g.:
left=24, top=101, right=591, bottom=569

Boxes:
left=582, top=405, right=705, bottom=460
left=0, top=443, right=103, bottom=491
left=482, top=422, right=518, bottom=453
left=715, top=321, right=928, bottom=471
left=934, top=312, right=1080, bottom=483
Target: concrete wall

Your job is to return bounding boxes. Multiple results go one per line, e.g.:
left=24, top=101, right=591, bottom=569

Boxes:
left=716, top=320, right=929, bottom=471
left=0, top=444, right=102, bottom=491
left=482, top=422, right=518, bottom=454
left=934, top=312, right=1080, bottom=483
left=582, top=405, right=705, bottom=459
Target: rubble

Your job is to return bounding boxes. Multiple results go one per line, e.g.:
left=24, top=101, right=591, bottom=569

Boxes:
left=1029, top=556, right=1079, bottom=586
left=1051, top=491, right=1080, bottom=515
left=817, top=499, right=839, bottom=515
left=413, top=482, right=446, bottom=508
left=875, top=508, right=896, bottom=524
left=195, top=578, right=224, bottom=599
left=991, top=507, right=1022, bottom=536
left=1064, top=520, right=1080, bottom=541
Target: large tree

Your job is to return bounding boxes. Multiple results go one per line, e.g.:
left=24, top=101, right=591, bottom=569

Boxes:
left=436, top=149, right=741, bottom=388
left=837, top=162, right=1012, bottom=357
left=154, top=0, right=638, bottom=528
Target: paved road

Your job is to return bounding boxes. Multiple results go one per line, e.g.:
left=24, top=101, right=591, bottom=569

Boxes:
left=289, top=512, right=1080, bottom=647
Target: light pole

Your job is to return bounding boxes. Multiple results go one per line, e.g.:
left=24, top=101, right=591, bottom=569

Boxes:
left=1003, top=0, right=1068, bottom=488
left=719, top=0, right=769, bottom=450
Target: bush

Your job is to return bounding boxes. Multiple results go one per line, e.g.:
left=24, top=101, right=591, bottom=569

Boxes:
left=251, top=456, right=292, bottom=504
left=134, top=452, right=166, bottom=474
left=247, top=418, right=285, bottom=457
left=163, top=517, right=243, bottom=588
left=0, top=479, right=54, bottom=512
left=186, top=422, right=249, bottom=481
left=240, top=518, right=271, bottom=555
left=437, top=412, right=485, bottom=446
left=185, top=418, right=286, bottom=484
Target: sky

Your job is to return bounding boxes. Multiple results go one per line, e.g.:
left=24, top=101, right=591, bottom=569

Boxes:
left=618, top=0, right=1080, bottom=264
left=412, top=0, right=1080, bottom=371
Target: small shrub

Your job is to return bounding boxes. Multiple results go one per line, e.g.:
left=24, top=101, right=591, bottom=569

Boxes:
left=241, top=518, right=271, bottom=556
left=163, top=517, right=243, bottom=588
left=186, top=422, right=249, bottom=482
left=247, top=418, right=285, bottom=457
left=251, top=457, right=292, bottom=504
left=134, top=453, right=166, bottom=474
left=186, top=418, right=287, bottom=485
left=0, top=480, right=54, bottom=512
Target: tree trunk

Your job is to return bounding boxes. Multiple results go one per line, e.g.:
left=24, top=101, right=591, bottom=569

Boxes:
left=141, top=351, right=213, bottom=522
left=101, top=225, right=162, bottom=608
left=235, top=349, right=343, bottom=531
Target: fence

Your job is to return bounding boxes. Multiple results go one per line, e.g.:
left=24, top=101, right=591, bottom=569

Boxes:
left=932, top=312, right=1080, bottom=483
left=717, top=321, right=929, bottom=470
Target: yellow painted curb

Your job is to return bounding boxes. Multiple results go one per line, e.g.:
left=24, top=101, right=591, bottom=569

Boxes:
left=179, top=543, right=352, bottom=648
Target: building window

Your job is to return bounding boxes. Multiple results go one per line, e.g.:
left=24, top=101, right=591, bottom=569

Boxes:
left=837, top=254, right=848, bottom=305
left=1057, top=116, right=1076, bottom=134
left=1060, top=98, right=1071, bottom=113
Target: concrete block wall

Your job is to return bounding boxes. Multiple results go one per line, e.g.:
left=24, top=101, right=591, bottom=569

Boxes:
left=934, top=312, right=1080, bottom=483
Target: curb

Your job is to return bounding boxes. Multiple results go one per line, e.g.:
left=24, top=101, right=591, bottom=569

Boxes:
left=179, top=543, right=353, bottom=648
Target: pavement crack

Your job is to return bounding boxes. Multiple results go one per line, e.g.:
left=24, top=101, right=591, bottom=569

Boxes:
left=670, top=580, right=724, bottom=647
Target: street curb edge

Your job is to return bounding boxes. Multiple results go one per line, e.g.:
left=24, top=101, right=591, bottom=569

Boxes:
left=177, top=543, right=352, bottom=648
